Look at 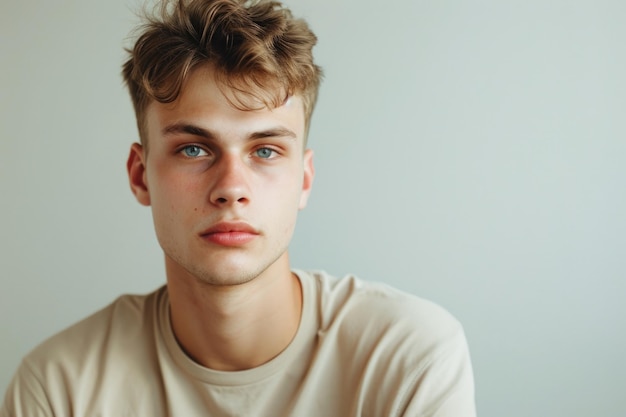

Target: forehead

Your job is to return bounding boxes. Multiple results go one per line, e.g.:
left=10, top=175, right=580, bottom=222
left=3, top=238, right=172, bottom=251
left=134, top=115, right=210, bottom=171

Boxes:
left=144, top=66, right=306, bottom=144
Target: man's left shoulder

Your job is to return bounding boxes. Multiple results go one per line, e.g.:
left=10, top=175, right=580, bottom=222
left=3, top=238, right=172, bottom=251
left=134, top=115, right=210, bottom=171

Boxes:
left=346, top=276, right=463, bottom=343
left=309, top=270, right=467, bottom=357
left=303, top=271, right=476, bottom=416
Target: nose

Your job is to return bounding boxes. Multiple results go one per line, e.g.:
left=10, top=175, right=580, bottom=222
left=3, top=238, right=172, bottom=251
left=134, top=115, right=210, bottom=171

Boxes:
left=208, top=153, right=251, bottom=206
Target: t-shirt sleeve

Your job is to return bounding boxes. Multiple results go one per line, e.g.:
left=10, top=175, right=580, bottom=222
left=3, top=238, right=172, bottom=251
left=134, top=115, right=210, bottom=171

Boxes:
left=1, top=361, right=53, bottom=417
left=398, top=329, right=477, bottom=417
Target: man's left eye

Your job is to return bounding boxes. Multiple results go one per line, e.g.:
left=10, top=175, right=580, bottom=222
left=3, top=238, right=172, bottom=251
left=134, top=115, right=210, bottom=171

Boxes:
left=255, top=148, right=275, bottom=159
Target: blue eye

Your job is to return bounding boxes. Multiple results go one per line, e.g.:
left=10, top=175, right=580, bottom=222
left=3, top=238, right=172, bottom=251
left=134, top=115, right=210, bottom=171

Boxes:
left=181, top=145, right=205, bottom=157
left=255, top=148, right=275, bottom=159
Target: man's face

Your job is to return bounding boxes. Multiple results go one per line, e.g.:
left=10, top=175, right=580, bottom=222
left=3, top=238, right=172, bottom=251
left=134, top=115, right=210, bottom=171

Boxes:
left=127, top=66, right=314, bottom=286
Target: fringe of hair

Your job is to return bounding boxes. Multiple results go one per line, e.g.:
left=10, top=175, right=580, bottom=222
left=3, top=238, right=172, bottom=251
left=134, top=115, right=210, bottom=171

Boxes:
left=122, top=0, right=323, bottom=144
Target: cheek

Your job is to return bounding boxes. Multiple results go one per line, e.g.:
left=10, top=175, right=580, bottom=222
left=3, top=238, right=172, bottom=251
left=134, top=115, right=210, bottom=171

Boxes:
left=275, top=180, right=305, bottom=226
left=270, top=176, right=303, bottom=207
left=150, top=166, right=201, bottom=201
left=148, top=172, right=196, bottom=224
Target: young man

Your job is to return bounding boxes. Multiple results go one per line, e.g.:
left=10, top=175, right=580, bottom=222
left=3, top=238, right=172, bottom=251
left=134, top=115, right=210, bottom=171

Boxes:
left=2, top=0, right=476, bottom=416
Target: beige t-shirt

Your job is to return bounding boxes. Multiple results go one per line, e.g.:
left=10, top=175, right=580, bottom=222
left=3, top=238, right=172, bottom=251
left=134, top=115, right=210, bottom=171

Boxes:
left=2, top=270, right=476, bottom=417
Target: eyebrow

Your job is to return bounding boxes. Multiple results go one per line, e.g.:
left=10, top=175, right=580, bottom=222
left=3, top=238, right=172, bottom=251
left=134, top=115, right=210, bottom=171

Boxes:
left=162, top=123, right=297, bottom=141
left=163, top=123, right=213, bottom=139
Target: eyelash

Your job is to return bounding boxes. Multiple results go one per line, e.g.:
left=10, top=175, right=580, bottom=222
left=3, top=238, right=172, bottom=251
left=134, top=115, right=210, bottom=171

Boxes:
left=177, top=144, right=280, bottom=160
left=254, top=147, right=278, bottom=159
left=179, top=145, right=208, bottom=158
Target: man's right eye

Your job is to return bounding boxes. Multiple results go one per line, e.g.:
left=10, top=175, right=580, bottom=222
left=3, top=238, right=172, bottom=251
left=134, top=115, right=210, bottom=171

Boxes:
left=180, top=145, right=207, bottom=157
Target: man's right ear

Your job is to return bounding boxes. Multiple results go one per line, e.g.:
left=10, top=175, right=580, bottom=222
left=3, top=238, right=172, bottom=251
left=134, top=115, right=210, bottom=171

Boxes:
left=127, top=143, right=151, bottom=206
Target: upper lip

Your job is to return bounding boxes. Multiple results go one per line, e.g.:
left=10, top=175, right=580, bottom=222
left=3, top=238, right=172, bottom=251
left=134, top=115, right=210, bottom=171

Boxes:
left=200, top=221, right=259, bottom=235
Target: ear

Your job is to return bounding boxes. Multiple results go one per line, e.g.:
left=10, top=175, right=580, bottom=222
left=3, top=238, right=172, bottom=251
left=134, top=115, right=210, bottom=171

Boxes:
left=298, top=148, right=315, bottom=209
left=127, top=143, right=151, bottom=206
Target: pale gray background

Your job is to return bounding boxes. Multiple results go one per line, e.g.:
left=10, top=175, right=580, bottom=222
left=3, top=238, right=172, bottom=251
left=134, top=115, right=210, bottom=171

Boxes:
left=1, top=0, right=625, bottom=415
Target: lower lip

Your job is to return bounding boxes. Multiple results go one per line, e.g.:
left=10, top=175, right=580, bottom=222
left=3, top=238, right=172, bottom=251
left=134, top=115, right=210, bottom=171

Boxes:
left=202, top=232, right=258, bottom=246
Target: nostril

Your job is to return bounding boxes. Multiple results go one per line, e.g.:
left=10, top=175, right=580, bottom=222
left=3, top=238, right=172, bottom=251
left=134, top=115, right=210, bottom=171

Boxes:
left=217, top=197, right=227, bottom=203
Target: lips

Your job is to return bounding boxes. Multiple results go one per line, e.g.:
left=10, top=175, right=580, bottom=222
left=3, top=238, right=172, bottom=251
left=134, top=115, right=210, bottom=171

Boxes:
left=200, top=221, right=259, bottom=246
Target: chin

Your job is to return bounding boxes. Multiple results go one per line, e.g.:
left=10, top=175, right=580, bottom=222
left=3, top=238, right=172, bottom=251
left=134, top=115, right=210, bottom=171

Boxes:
left=194, top=272, right=258, bottom=287
left=184, top=261, right=267, bottom=287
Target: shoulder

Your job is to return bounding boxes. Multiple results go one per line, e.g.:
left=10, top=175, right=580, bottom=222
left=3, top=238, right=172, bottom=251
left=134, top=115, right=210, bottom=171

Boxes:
left=304, top=270, right=463, bottom=345
left=302, top=269, right=468, bottom=374
left=16, top=287, right=165, bottom=388
left=298, top=271, right=475, bottom=416
left=2, top=287, right=167, bottom=415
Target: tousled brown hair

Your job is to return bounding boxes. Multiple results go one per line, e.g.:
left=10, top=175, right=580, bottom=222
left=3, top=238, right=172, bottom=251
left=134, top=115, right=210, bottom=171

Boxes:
left=122, top=0, right=322, bottom=145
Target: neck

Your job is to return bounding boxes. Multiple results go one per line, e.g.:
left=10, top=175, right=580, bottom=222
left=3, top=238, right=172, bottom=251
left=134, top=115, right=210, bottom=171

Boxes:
left=166, top=255, right=303, bottom=371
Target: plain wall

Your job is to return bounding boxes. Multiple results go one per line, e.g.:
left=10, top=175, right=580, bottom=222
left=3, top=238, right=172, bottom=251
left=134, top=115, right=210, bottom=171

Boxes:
left=1, top=1, right=625, bottom=415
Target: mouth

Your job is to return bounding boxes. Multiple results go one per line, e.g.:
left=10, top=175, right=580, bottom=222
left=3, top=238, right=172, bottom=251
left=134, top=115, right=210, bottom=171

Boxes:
left=200, top=221, right=259, bottom=247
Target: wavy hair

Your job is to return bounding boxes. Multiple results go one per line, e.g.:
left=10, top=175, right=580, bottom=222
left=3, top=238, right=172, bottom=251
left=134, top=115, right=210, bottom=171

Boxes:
left=122, top=0, right=322, bottom=144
